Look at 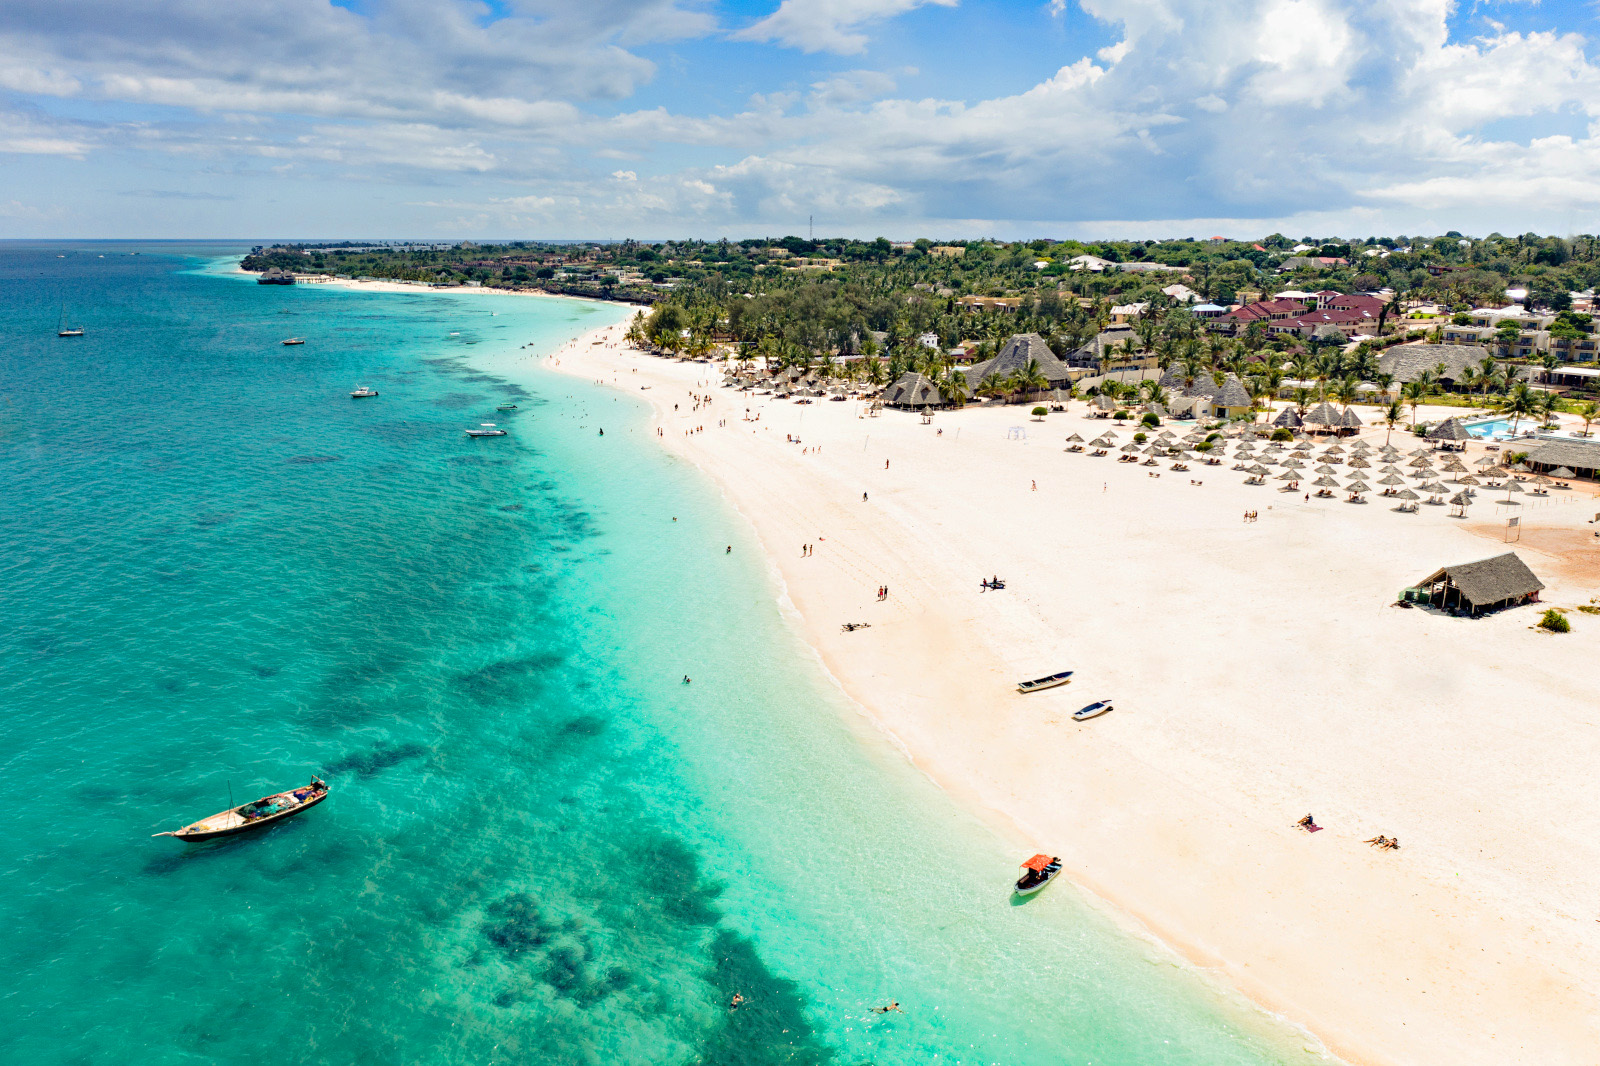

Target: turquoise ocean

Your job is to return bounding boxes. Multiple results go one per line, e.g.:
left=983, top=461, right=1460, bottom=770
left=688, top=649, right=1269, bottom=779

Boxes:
left=0, top=244, right=1326, bottom=1065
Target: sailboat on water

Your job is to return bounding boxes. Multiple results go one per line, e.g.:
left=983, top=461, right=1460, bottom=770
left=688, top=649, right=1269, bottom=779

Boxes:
left=58, top=305, right=84, bottom=337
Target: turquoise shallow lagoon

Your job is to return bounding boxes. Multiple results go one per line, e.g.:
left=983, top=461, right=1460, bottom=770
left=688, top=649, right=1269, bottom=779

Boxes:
left=0, top=245, right=1326, bottom=1065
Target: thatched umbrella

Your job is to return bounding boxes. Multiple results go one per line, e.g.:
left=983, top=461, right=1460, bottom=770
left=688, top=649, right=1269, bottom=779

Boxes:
left=1323, top=445, right=1346, bottom=456
left=1293, top=441, right=1314, bottom=452
left=1313, top=475, right=1340, bottom=488
left=1408, top=455, right=1435, bottom=468
left=1121, top=442, right=1142, bottom=453
left=1394, top=488, right=1420, bottom=501
left=1532, top=475, right=1553, bottom=485
left=1282, top=458, right=1306, bottom=469
left=1550, top=466, right=1577, bottom=478
left=1442, top=459, right=1469, bottom=473
left=1417, top=479, right=1445, bottom=493
left=1276, top=470, right=1299, bottom=481
left=1248, top=463, right=1272, bottom=475
left=1450, top=491, right=1471, bottom=505
left=1475, top=455, right=1498, bottom=468
left=1313, top=464, right=1338, bottom=475
left=1066, top=432, right=1085, bottom=443
left=1378, top=474, right=1406, bottom=486
left=1347, top=479, right=1372, bottom=493
left=1458, top=474, right=1481, bottom=486
left=1484, top=465, right=1511, bottom=479
left=1347, top=456, right=1370, bottom=468
left=1502, top=479, right=1525, bottom=503
left=1512, top=462, right=1532, bottom=473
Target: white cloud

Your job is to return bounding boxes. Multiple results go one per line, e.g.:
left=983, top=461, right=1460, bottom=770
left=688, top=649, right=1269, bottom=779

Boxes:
left=733, top=0, right=957, bottom=55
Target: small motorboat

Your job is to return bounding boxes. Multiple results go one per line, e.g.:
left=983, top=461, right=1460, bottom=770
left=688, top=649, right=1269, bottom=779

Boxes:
left=466, top=424, right=507, bottom=438
left=1014, top=854, right=1062, bottom=896
left=1073, top=700, right=1114, bottom=721
left=496, top=403, right=518, bottom=411
left=1017, top=670, right=1073, bottom=694
left=152, top=779, right=328, bottom=842
left=350, top=386, right=379, bottom=398
left=282, top=338, right=305, bottom=346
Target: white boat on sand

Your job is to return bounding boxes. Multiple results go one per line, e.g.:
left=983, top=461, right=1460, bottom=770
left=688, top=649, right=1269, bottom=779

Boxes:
left=1073, top=699, right=1113, bottom=721
left=1016, top=670, right=1073, bottom=693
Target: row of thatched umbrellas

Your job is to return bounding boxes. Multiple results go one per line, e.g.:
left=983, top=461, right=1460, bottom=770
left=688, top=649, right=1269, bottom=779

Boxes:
left=1067, top=428, right=1565, bottom=502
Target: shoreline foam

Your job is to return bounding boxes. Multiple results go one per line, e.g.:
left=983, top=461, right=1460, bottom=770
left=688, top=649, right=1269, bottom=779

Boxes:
left=547, top=326, right=1600, bottom=1066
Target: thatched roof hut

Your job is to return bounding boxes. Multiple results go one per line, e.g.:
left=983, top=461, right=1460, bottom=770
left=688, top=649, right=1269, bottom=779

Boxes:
left=1429, top=417, right=1473, bottom=442
left=1412, top=552, right=1545, bottom=616
left=1273, top=406, right=1303, bottom=428
left=883, top=372, right=943, bottom=408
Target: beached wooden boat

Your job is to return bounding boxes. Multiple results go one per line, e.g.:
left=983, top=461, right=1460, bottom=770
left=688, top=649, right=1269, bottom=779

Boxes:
left=1016, top=670, right=1073, bottom=693
left=1014, top=854, right=1062, bottom=896
left=1073, top=700, right=1113, bottom=721
left=152, top=779, right=328, bottom=842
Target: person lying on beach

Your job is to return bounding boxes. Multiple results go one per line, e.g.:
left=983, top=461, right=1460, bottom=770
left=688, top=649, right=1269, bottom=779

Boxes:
left=1297, top=814, right=1317, bottom=830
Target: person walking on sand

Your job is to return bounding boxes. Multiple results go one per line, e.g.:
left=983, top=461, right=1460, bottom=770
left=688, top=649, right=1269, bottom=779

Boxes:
left=885, top=459, right=890, bottom=470
left=1031, top=480, right=1037, bottom=491
left=862, top=492, right=868, bottom=501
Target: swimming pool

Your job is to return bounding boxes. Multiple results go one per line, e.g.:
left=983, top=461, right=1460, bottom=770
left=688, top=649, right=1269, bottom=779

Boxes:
left=1465, top=417, right=1511, bottom=438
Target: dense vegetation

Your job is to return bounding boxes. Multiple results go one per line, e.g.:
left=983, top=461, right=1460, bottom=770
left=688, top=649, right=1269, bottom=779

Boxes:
left=242, top=232, right=1600, bottom=415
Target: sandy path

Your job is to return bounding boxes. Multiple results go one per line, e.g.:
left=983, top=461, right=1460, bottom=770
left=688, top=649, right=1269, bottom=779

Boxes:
left=550, top=327, right=1600, bottom=1066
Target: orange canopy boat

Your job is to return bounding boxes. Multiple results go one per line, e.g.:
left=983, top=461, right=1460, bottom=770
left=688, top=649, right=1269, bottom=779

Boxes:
left=1014, top=853, right=1062, bottom=896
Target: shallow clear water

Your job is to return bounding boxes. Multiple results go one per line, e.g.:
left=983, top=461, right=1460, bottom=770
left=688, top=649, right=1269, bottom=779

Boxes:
left=0, top=245, right=1325, bottom=1065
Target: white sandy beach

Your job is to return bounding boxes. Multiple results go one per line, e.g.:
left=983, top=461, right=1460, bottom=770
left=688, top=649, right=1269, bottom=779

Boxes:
left=540, top=321, right=1600, bottom=1066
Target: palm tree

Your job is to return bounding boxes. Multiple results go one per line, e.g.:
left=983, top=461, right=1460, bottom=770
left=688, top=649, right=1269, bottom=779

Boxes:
left=1374, top=371, right=1395, bottom=402
left=1333, top=374, right=1360, bottom=423
left=1383, top=399, right=1404, bottom=445
left=1402, top=380, right=1427, bottom=427
left=938, top=368, right=968, bottom=407
left=977, top=372, right=1008, bottom=402
left=1011, top=358, right=1050, bottom=402
left=1576, top=400, right=1600, bottom=438
left=1504, top=382, right=1538, bottom=436
left=1457, top=364, right=1478, bottom=396
left=624, top=312, right=648, bottom=348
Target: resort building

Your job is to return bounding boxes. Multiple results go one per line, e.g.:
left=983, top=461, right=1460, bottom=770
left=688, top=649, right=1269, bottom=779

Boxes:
left=883, top=372, right=943, bottom=408
left=965, top=333, right=1075, bottom=393
left=1524, top=438, right=1600, bottom=481
left=1375, top=344, right=1494, bottom=387
left=1412, top=553, right=1545, bottom=617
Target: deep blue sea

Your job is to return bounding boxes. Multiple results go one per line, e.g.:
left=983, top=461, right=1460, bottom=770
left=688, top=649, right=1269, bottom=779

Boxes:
left=0, top=243, right=1325, bottom=1065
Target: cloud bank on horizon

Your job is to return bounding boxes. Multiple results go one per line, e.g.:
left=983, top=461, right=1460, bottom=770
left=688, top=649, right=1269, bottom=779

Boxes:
left=0, top=0, right=1597, bottom=238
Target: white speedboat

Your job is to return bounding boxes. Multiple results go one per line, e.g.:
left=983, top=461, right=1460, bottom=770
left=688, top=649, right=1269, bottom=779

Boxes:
left=350, top=386, right=378, bottom=398
left=1073, top=700, right=1113, bottom=721
left=466, top=424, right=506, bottom=438
left=1014, top=854, right=1062, bottom=896
left=1016, top=670, right=1073, bottom=694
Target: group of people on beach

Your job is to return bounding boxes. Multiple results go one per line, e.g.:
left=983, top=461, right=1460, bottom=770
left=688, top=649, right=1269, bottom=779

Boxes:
left=1242, top=510, right=1259, bottom=522
left=1365, top=835, right=1401, bottom=850
left=875, top=585, right=888, bottom=600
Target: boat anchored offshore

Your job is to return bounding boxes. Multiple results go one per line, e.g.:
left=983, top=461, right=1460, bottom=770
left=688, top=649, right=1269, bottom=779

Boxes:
left=1014, top=854, right=1062, bottom=896
left=58, top=305, right=84, bottom=337
left=282, top=337, right=305, bottom=346
left=1016, top=670, right=1073, bottom=694
left=466, top=423, right=507, bottom=437
left=152, top=778, right=328, bottom=842
left=350, top=386, right=379, bottom=398
left=1073, top=699, right=1113, bottom=721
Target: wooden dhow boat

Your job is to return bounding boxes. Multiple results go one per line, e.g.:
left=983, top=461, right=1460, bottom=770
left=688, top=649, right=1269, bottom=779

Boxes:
left=1016, top=670, right=1073, bottom=694
left=152, top=778, right=328, bottom=842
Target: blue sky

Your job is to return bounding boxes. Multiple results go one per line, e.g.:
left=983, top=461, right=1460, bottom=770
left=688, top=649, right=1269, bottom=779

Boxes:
left=2, top=0, right=1599, bottom=239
